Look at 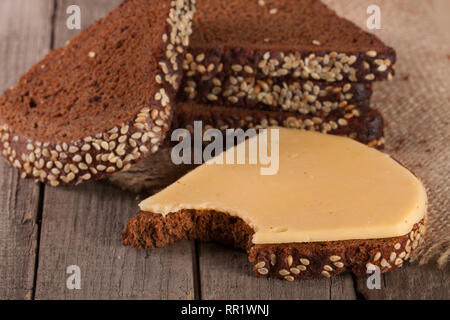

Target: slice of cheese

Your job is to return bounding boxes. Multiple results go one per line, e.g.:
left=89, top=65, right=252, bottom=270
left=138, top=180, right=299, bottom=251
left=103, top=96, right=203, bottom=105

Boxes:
left=140, top=128, right=427, bottom=244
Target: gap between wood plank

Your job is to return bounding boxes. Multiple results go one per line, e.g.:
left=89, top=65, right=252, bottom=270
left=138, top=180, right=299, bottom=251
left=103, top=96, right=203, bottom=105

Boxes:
left=29, top=0, right=58, bottom=300
left=192, top=240, right=202, bottom=300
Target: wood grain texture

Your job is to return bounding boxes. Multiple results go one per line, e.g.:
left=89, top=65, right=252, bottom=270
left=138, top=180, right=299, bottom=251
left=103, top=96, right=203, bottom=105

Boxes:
left=198, top=243, right=356, bottom=300
left=34, top=0, right=195, bottom=300
left=0, top=0, right=53, bottom=300
left=356, top=262, right=450, bottom=300
left=35, top=182, right=195, bottom=299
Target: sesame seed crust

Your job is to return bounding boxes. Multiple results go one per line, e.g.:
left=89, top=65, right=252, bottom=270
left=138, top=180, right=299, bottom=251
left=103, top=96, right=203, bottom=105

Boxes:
left=183, top=48, right=396, bottom=84
left=122, top=209, right=426, bottom=281
left=179, top=74, right=373, bottom=116
left=0, top=0, right=197, bottom=186
left=173, top=101, right=385, bottom=147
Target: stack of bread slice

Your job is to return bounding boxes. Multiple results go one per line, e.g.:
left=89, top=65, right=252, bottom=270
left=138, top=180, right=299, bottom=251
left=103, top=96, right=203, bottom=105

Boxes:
left=174, top=0, right=395, bottom=148
left=0, top=0, right=395, bottom=187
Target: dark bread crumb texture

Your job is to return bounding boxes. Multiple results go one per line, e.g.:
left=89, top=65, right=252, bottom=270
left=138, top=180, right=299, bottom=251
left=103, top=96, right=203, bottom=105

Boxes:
left=187, top=0, right=396, bottom=82
left=123, top=210, right=426, bottom=280
left=173, top=101, right=385, bottom=147
left=179, top=75, right=373, bottom=115
left=0, top=0, right=196, bottom=186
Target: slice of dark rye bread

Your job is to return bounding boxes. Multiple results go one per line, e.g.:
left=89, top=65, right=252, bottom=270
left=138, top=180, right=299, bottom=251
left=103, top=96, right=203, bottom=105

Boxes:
left=173, top=100, right=385, bottom=147
left=0, top=0, right=196, bottom=186
left=122, top=210, right=426, bottom=279
left=179, top=75, right=373, bottom=115
left=185, top=0, right=396, bottom=83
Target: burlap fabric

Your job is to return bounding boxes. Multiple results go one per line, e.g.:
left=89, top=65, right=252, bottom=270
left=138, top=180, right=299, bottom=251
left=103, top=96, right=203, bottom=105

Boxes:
left=110, top=0, right=450, bottom=267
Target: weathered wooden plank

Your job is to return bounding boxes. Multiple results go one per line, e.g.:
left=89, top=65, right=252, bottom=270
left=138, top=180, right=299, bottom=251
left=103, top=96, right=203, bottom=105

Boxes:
left=35, top=182, right=195, bottom=299
left=199, top=243, right=356, bottom=300
left=34, top=0, right=195, bottom=300
left=0, top=0, right=53, bottom=300
left=356, top=262, right=450, bottom=300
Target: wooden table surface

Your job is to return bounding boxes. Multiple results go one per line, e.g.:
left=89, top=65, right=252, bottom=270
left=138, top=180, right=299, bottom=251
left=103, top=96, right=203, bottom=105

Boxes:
left=0, top=0, right=449, bottom=300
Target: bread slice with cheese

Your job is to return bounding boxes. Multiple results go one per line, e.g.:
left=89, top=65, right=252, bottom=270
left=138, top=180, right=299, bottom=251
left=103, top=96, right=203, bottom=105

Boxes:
left=123, top=128, right=427, bottom=280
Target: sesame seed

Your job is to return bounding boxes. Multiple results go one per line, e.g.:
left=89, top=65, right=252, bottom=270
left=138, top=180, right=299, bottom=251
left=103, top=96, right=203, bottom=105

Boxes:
left=374, top=252, right=381, bottom=261
left=92, top=143, right=101, bottom=151
left=257, top=268, right=269, bottom=275
left=380, top=258, right=391, bottom=268
left=366, top=50, right=377, bottom=57
left=329, top=255, right=341, bottom=262
left=81, top=144, right=91, bottom=152
left=312, top=40, right=321, bottom=46
left=88, top=51, right=96, bottom=58
left=81, top=173, right=91, bottom=181
left=269, top=8, right=278, bottom=14
left=390, top=252, right=397, bottom=262
left=321, top=271, right=331, bottom=278
left=85, top=154, right=93, bottom=164
left=366, top=263, right=376, bottom=270
left=50, top=180, right=60, bottom=187
left=348, top=55, right=357, bottom=65
left=196, top=53, right=205, bottom=62
left=323, top=265, right=333, bottom=272
left=101, top=141, right=109, bottom=150
left=270, top=254, right=276, bottom=266
left=279, top=269, right=290, bottom=276
left=377, top=64, right=388, bottom=72
left=255, top=261, right=266, bottom=269
left=343, top=83, right=352, bottom=92
left=286, top=255, right=293, bottom=267
left=394, top=243, right=401, bottom=250
left=140, top=146, right=149, bottom=153
left=284, top=276, right=294, bottom=282
left=300, top=258, right=310, bottom=265
left=207, top=94, right=218, bottom=101
left=333, top=262, right=344, bottom=268
left=295, top=265, right=306, bottom=271
left=244, top=66, right=254, bottom=74
left=69, top=146, right=79, bottom=153
left=290, top=268, right=300, bottom=275
left=231, top=64, right=243, bottom=72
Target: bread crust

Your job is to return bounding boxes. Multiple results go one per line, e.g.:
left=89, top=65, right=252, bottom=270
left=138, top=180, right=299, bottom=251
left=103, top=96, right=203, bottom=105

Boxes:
left=179, top=75, right=373, bottom=115
left=123, top=210, right=426, bottom=280
left=173, top=101, right=385, bottom=147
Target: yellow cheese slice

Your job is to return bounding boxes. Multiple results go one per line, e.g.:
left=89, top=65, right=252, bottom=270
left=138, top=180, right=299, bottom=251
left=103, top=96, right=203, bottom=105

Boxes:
left=140, top=128, right=427, bottom=244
